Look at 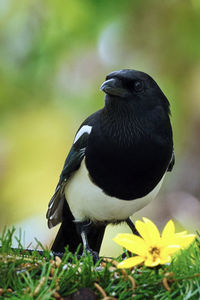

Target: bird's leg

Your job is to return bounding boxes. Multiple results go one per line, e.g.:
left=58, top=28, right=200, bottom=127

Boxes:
left=74, top=220, right=91, bottom=250
left=126, top=217, right=139, bottom=235
left=74, top=220, right=99, bottom=262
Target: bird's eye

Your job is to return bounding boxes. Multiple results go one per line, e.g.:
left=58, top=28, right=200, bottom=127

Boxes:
left=133, top=80, right=144, bottom=92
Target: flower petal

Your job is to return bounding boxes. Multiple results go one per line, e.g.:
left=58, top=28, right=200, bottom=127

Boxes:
left=144, top=256, right=161, bottom=267
left=113, top=234, right=147, bottom=256
left=163, top=245, right=181, bottom=255
left=117, top=256, right=144, bottom=269
left=175, top=231, right=188, bottom=236
left=161, top=220, right=175, bottom=239
left=114, top=233, right=143, bottom=241
left=142, top=217, right=161, bottom=243
left=159, top=256, right=171, bottom=264
left=135, top=220, right=150, bottom=242
left=173, top=234, right=196, bottom=249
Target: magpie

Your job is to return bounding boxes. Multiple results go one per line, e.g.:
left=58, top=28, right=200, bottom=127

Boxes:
left=46, top=69, right=174, bottom=259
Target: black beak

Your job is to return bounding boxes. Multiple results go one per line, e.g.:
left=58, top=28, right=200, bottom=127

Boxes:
left=100, top=78, right=127, bottom=97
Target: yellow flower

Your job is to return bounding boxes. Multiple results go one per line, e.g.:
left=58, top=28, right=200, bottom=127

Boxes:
left=113, top=218, right=196, bottom=268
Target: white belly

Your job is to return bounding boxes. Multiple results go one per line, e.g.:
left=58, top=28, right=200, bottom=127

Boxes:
left=65, top=159, right=164, bottom=222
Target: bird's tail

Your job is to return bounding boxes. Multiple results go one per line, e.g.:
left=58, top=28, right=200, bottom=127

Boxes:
left=51, top=201, right=106, bottom=254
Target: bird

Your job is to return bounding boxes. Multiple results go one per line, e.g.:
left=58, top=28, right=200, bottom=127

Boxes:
left=46, top=69, right=174, bottom=259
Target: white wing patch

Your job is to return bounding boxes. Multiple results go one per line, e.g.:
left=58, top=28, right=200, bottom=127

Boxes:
left=74, top=125, right=92, bottom=144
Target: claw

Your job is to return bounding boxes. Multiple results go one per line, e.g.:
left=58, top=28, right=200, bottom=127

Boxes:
left=82, top=247, right=100, bottom=263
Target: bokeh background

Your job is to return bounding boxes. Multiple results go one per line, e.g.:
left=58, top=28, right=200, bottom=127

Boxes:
left=1, top=0, right=200, bottom=256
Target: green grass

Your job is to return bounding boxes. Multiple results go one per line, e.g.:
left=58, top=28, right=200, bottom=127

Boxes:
left=0, top=228, right=200, bottom=299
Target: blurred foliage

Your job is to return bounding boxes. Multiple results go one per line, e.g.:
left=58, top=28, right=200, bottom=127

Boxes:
left=0, top=0, right=200, bottom=252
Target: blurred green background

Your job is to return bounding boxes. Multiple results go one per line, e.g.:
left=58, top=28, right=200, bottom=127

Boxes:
left=1, top=0, right=200, bottom=256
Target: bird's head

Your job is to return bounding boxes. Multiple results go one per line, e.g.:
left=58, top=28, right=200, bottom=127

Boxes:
left=100, top=69, right=170, bottom=115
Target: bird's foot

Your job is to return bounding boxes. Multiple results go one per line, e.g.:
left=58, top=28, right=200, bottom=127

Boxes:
left=82, top=247, right=100, bottom=263
left=51, top=251, right=64, bottom=259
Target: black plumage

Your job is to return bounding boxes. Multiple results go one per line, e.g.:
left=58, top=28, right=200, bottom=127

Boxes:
left=47, top=69, right=174, bottom=258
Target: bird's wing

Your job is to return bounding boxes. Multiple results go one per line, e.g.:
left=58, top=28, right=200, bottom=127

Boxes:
left=46, top=125, right=92, bottom=228
left=167, top=149, right=175, bottom=172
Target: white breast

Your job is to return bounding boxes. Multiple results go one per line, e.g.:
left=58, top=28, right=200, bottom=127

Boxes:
left=65, top=159, right=164, bottom=223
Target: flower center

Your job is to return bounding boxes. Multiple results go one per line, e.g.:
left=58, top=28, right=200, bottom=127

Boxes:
left=148, top=246, right=160, bottom=261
